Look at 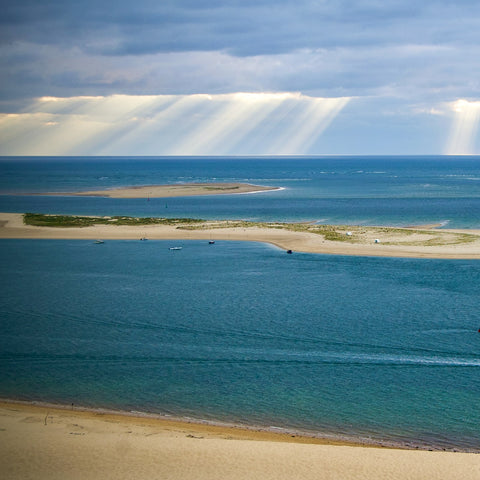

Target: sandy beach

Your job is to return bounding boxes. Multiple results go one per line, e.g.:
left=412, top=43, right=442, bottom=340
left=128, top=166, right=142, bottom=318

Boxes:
left=1, top=212, right=480, bottom=259
left=41, top=183, right=280, bottom=198
left=0, top=401, right=478, bottom=480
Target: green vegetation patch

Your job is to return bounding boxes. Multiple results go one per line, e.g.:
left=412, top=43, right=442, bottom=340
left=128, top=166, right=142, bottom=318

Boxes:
left=203, top=186, right=240, bottom=191
left=24, top=213, right=99, bottom=227
left=308, top=225, right=357, bottom=242
left=24, top=213, right=205, bottom=228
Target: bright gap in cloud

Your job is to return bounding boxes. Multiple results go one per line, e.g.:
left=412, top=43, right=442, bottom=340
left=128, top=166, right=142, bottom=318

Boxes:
left=445, top=99, right=480, bottom=155
left=0, top=93, right=350, bottom=156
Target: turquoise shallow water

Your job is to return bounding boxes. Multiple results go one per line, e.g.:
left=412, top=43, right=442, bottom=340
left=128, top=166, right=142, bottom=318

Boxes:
left=1, top=156, right=479, bottom=450
left=1, top=239, right=479, bottom=451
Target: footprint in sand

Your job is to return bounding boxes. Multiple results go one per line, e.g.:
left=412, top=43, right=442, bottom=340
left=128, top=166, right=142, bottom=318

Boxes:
left=68, top=423, right=87, bottom=434
left=20, top=416, right=41, bottom=423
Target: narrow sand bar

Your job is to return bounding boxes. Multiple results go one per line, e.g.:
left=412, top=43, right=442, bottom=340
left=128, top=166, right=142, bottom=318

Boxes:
left=1, top=213, right=480, bottom=259
left=42, top=183, right=280, bottom=198
left=0, top=401, right=479, bottom=480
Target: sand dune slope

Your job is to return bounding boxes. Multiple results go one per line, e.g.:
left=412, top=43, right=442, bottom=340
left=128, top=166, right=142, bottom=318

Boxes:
left=0, top=403, right=479, bottom=480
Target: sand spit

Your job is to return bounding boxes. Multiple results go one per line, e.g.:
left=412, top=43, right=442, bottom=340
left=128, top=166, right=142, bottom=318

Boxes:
left=1, top=213, right=480, bottom=259
left=39, top=183, right=280, bottom=198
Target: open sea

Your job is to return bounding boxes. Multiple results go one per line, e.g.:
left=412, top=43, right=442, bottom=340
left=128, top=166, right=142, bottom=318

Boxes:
left=0, top=156, right=479, bottom=451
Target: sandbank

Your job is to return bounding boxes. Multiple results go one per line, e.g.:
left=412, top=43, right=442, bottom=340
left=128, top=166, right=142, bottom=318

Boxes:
left=40, top=183, right=280, bottom=198
left=1, top=213, right=480, bottom=259
left=0, top=400, right=478, bottom=480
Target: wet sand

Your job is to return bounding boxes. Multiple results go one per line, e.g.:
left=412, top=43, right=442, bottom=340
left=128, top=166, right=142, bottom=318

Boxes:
left=1, top=401, right=479, bottom=480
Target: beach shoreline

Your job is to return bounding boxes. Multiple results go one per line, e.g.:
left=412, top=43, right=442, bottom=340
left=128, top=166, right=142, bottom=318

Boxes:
left=1, top=212, right=480, bottom=259
left=0, top=398, right=475, bottom=452
left=0, top=399, right=378, bottom=448
left=1, top=399, right=479, bottom=480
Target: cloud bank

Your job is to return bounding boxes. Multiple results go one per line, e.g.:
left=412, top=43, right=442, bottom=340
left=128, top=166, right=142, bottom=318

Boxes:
left=1, top=0, right=479, bottom=154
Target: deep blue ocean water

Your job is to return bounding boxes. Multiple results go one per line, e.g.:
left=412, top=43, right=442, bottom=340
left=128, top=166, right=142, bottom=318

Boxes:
left=0, top=156, right=479, bottom=450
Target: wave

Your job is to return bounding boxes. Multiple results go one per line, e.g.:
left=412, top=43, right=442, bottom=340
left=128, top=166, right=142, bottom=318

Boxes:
left=3, top=349, right=478, bottom=369
left=324, top=351, right=480, bottom=367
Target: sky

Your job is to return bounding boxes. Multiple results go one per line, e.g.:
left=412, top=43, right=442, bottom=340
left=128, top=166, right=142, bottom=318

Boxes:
left=1, top=0, right=480, bottom=156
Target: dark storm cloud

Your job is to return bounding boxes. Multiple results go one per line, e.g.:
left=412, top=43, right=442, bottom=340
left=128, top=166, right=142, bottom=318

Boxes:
left=1, top=0, right=480, bottom=114
left=3, top=0, right=480, bottom=56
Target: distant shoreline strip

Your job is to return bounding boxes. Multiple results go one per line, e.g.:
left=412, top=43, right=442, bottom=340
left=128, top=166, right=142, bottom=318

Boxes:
left=1, top=212, right=480, bottom=259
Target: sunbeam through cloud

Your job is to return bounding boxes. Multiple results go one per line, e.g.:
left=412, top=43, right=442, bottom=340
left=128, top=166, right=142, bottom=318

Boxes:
left=0, top=93, right=350, bottom=156
left=445, top=99, right=480, bottom=155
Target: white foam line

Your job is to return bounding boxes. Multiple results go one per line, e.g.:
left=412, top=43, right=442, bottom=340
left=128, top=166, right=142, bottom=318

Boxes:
left=238, top=187, right=285, bottom=195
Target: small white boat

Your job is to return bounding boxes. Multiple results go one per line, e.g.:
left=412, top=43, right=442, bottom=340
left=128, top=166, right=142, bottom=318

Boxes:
left=169, top=246, right=182, bottom=250
left=140, top=237, right=148, bottom=241
left=94, top=240, right=104, bottom=244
